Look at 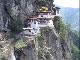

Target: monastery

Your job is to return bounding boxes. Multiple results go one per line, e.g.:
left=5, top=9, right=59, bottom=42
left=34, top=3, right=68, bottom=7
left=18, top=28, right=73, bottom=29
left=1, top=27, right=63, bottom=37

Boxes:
left=22, top=6, right=60, bottom=36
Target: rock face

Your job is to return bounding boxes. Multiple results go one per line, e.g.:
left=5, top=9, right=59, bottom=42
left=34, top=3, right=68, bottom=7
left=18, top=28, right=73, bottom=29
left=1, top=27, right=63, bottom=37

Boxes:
left=14, top=27, right=72, bottom=60
left=0, top=0, right=36, bottom=31
left=40, top=27, right=72, bottom=60
left=0, top=0, right=72, bottom=60
left=8, top=49, right=16, bottom=60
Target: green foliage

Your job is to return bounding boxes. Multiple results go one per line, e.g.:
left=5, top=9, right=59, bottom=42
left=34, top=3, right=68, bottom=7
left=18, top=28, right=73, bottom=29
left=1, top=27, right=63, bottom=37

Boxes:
left=53, top=16, right=80, bottom=60
left=37, top=34, right=44, bottom=48
left=70, top=30, right=80, bottom=49
left=8, top=16, right=23, bottom=34
left=0, top=56, right=7, bottom=60
left=37, top=33, right=44, bottom=59
left=37, top=28, right=52, bottom=60
left=53, top=16, right=69, bottom=40
left=53, top=16, right=80, bottom=59
left=15, top=40, right=27, bottom=49
left=37, top=34, right=44, bottom=41
left=59, top=21, right=69, bottom=40
left=38, top=48, right=44, bottom=59
left=53, top=16, right=61, bottom=32
left=41, top=27, right=52, bottom=33
left=71, top=44, right=80, bottom=60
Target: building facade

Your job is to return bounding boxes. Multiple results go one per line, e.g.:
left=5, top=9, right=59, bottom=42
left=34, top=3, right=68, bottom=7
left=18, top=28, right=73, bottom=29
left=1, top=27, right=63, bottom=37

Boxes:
left=22, top=7, right=60, bottom=36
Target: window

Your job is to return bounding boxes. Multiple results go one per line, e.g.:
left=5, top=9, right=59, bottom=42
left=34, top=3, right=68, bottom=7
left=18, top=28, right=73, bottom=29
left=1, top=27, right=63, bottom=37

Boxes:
left=41, top=15, right=43, bottom=17
left=29, top=30, right=31, bottom=32
left=33, top=28, right=35, bottom=29
left=24, top=24, right=31, bottom=28
left=28, top=24, right=31, bottom=27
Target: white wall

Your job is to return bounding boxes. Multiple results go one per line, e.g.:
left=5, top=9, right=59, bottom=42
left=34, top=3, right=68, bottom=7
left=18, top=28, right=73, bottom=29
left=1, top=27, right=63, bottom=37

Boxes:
left=23, top=17, right=54, bottom=36
left=48, top=20, right=53, bottom=26
left=23, top=20, right=40, bottom=35
left=38, top=15, right=52, bottom=18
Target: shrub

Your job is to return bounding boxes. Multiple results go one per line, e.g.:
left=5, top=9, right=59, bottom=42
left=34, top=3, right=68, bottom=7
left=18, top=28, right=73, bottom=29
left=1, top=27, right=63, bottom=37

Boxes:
left=8, top=16, right=23, bottom=34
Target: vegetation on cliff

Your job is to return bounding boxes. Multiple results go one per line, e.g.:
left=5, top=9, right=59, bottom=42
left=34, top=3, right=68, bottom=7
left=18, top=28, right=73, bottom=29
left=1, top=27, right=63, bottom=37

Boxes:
left=53, top=16, right=80, bottom=60
left=0, top=0, right=79, bottom=60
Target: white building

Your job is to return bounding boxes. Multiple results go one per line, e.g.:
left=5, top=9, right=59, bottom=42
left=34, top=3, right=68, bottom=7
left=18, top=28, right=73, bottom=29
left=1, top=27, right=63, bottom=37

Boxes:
left=37, top=11, right=54, bottom=27
left=22, top=9, right=60, bottom=36
left=23, top=17, right=40, bottom=36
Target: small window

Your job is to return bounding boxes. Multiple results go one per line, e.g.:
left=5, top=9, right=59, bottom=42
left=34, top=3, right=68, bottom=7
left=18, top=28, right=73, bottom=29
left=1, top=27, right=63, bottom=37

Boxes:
left=41, top=15, right=43, bottom=17
left=33, top=28, right=35, bottom=29
left=28, top=24, right=31, bottom=26
left=29, top=30, right=31, bottom=32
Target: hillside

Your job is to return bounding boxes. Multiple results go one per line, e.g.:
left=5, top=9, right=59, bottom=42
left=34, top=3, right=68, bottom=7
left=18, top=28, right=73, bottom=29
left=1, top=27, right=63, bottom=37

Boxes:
left=60, top=7, right=79, bottom=31
left=0, top=0, right=79, bottom=60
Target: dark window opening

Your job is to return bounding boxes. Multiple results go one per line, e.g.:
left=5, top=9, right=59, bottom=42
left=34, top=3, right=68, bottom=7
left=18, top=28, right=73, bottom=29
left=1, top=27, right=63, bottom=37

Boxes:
left=24, top=20, right=31, bottom=28
left=41, top=15, right=43, bottom=17
left=33, top=28, right=35, bottom=29
left=39, top=20, right=46, bottom=24
left=24, top=24, right=31, bottom=28
left=29, top=30, right=31, bottom=32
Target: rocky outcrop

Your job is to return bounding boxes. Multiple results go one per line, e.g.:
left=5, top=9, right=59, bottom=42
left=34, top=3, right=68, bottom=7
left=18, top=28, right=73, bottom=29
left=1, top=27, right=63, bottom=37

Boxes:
left=0, top=0, right=72, bottom=60
left=0, top=0, right=37, bottom=31
left=37, top=27, right=72, bottom=60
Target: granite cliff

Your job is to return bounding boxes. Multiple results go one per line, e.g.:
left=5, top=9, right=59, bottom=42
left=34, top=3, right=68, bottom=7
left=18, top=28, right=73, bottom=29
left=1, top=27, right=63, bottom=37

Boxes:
left=0, top=0, right=72, bottom=60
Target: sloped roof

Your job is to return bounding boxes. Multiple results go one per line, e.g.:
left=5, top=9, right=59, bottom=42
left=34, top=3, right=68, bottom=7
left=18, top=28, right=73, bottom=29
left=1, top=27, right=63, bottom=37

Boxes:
left=37, top=11, right=51, bottom=13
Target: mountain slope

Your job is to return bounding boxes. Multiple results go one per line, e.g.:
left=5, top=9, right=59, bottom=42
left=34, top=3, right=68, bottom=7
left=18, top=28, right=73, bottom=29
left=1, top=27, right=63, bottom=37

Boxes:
left=60, top=7, right=79, bottom=31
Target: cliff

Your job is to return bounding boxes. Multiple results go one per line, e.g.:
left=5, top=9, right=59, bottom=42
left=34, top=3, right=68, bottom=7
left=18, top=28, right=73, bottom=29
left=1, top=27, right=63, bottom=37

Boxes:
left=0, top=0, right=72, bottom=60
left=36, top=27, right=72, bottom=60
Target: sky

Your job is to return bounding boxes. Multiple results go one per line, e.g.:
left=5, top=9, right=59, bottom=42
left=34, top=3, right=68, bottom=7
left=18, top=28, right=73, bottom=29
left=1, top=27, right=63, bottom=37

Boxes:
left=54, top=0, right=79, bottom=8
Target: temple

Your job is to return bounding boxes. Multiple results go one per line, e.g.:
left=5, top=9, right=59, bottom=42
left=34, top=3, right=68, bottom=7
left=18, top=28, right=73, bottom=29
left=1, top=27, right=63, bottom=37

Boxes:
left=22, top=6, right=60, bottom=36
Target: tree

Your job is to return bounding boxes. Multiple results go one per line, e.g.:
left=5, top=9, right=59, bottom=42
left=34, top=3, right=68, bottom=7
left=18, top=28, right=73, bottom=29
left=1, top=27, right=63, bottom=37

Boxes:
left=8, top=15, right=23, bottom=34
left=53, top=16, right=80, bottom=60
left=0, top=2, right=24, bottom=59
left=53, top=16, right=70, bottom=40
